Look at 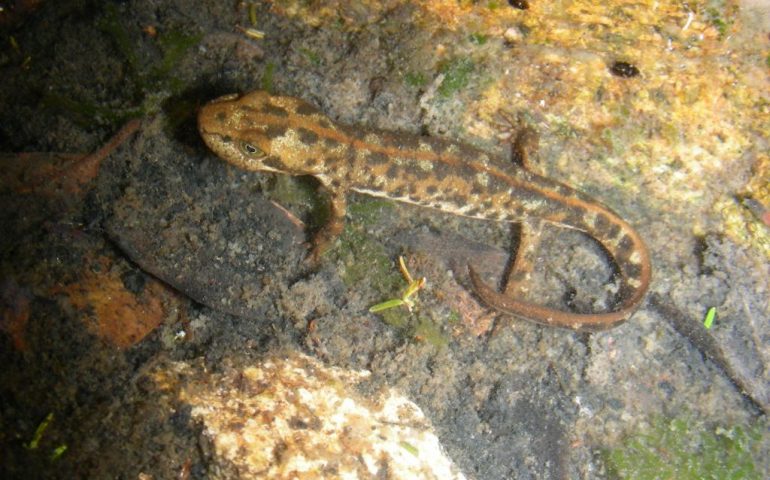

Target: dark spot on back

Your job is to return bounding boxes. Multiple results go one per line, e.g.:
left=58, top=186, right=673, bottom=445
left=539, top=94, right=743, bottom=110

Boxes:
left=606, top=222, right=622, bottom=241
left=617, top=234, right=634, bottom=258
left=262, top=104, right=289, bottom=117
left=323, top=137, right=340, bottom=149
left=393, top=132, right=422, bottom=150
left=345, top=144, right=356, bottom=163
left=623, top=261, right=642, bottom=280
left=221, top=135, right=233, bottom=144
left=405, top=163, right=431, bottom=180
left=296, top=102, right=320, bottom=115
left=386, top=165, right=399, bottom=178
left=391, top=186, right=407, bottom=197
left=266, top=124, right=287, bottom=139
left=318, top=119, right=332, bottom=129
left=458, top=164, right=476, bottom=178
left=239, top=105, right=258, bottom=113
left=594, top=213, right=610, bottom=232
left=366, top=151, right=388, bottom=165
left=432, top=162, right=451, bottom=181
left=297, top=128, right=319, bottom=144
left=262, top=156, right=284, bottom=171
left=561, top=210, right=584, bottom=229
left=426, top=185, right=438, bottom=195
left=215, top=111, right=226, bottom=122
left=450, top=193, right=468, bottom=206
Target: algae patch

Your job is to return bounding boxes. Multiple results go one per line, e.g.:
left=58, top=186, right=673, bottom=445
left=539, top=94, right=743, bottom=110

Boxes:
left=44, top=4, right=201, bottom=128
left=602, top=416, right=764, bottom=480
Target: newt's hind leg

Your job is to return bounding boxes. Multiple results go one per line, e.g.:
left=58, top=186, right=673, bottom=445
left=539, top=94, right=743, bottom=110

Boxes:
left=495, top=115, right=544, bottom=297
left=492, top=111, right=539, bottom=169
left=468, top=116, right=644, bottom=331
left=469, top=119, right=553, bottom=325
left=501, top=218, right=545, bottom=298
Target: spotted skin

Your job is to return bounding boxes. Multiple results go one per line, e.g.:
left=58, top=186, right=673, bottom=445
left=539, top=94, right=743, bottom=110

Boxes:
left=198, top=91, right=652, bottom=331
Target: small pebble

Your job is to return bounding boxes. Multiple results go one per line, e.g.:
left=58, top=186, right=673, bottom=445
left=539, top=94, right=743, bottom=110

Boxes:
left=610, top=61, right=640, bottom=78
left=508, top=0, right=529, bottom=9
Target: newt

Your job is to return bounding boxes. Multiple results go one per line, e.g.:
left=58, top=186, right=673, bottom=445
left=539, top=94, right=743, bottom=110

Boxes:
left=198, top=91, right=651, bottom=331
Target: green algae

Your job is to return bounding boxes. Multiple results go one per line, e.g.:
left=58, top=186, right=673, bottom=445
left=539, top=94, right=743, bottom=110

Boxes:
left=299, top=47, right=321, bottom=66
left=330, top=199, right=400, bottom=295
left=469, top=33, right=489, bottom=45
left=404, top=71, right=428, bottom=88
left=328, top=198, right=449, bottom=346
left=412, top=315, right=449, bottom=348
left=706, top=6, right=734, bottom=39
left=437, top=57, right=475, bottom=97
left=44, top=4, right=200, bottom=127
left=347, top=199, right=393, bottom=226
left=603, top=416, right=764, bottom=480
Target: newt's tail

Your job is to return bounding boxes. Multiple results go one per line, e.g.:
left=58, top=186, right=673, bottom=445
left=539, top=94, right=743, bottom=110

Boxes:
left=469, top=197, right=651, bottom=332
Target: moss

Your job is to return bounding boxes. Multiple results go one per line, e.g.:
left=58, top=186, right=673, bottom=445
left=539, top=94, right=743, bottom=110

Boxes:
left=404, top=71, right=428, bottom=88
left=98, top=4, right=200, bottom=104
left=333, top=220, right=414, bottom=332
left=152, top=30, right=201, bottom=90
left=469, top=33, right=488, bottom=45
left=45, top=3, right=200, bottom=127
left=298, top=47, right=321, bottom=66
left=347, top=198, right=393, bottom=226
left=413, top=316, right=449, bottom=348
left=600, top=127, right=626, bottom=157
left=96, top=4, right=139, bottom=75
left=706, top=7, right=732, bottom=39
left=552, top=120, right=580, bottom=140
left=602, top=416, right=764, bottom=480
left=336, top=227, right=399, bottom=290
left=437, top=57, right=475, bottom=97
left=379, top=307, right=410, bottom=331
left=41, top=94, right=142, bottom=127
left=329, top=199, right=401, bottom=295
left=318, top=196, right=448, bottom=345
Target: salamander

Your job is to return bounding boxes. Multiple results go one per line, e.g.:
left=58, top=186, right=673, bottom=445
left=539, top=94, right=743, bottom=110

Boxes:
left=198, top=90, right=651, bottom=331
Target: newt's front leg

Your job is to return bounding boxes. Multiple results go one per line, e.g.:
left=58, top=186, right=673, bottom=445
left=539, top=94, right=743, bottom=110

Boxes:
left=309, top=189, right=347, bottom=261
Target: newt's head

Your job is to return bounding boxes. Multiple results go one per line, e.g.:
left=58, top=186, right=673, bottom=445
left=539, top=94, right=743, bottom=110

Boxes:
left=198, top=90, right=331, bottom=175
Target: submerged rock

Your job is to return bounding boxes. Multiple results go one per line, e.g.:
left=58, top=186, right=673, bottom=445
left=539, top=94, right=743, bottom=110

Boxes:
left=162, top=352, right=466, bottom=479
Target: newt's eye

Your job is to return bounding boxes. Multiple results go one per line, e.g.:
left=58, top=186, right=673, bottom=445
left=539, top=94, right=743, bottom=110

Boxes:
left=240, top=142, right=265, bottom=158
